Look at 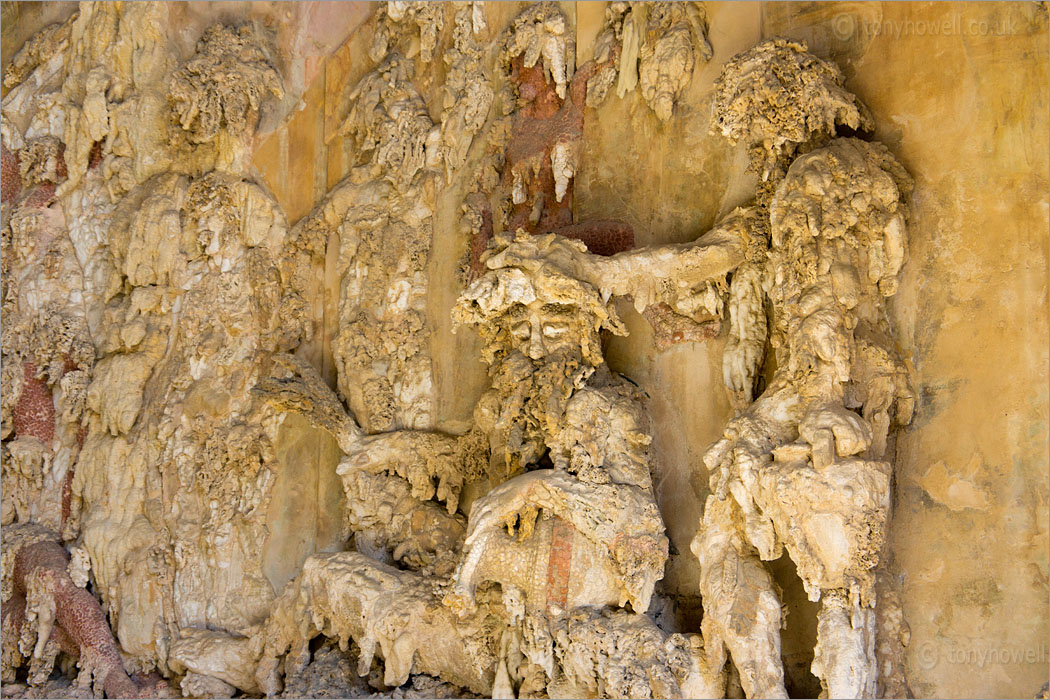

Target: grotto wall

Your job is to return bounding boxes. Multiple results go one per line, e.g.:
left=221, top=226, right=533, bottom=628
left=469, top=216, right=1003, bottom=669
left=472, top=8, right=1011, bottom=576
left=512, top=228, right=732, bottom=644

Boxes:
left=1, top=2, right=1047, bottom=699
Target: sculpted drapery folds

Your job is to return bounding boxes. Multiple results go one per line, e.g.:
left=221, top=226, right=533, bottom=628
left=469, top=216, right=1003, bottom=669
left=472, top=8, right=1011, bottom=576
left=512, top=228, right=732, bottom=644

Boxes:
left=2, top=2, right=919, bottom=699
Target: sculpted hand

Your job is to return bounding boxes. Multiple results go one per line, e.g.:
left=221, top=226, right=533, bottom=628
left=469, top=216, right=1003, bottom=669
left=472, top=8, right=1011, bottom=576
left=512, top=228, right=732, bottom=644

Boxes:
left=703, top=400, right=797, bottom=561
left=464, top=469, right=556, bottom=547
left=341, top=431, right=464, bottom=513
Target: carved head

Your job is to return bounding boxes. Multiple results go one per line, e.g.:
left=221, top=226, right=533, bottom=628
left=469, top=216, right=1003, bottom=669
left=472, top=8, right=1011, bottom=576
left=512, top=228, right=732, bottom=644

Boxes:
left=168, top=24, right=284, bottom=146
left=770, top=138, right=912, bottom=298
left=711, top=38, right=873, bottom=180
left=341, top=53, right=440, bottom=186
left=453, top=231, right=626, bottom=367
left=639, top=2, right=712, bottom=122
left=183, top=171, right=242, bottom=257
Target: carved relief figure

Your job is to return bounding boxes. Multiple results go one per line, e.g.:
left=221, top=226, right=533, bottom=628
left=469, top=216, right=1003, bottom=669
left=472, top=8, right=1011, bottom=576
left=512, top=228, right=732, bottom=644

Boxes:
left=1, top=3, right=922, bottom=699
left=693, top=38, right=914, bottom=698
left=2, top=6, right=331, bottom=694
left=250, top=226, right=737, bottom=698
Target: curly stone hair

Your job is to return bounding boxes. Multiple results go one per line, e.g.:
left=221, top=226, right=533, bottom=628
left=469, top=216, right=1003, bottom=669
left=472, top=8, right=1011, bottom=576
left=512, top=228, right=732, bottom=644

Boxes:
left=452, top=230, right=626, bottom=366
left=711, top=37, right=873, bottom=180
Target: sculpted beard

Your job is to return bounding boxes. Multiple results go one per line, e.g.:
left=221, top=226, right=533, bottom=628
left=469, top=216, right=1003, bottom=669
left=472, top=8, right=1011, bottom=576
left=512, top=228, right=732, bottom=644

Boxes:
left=484, top=347, right=594, bottom=482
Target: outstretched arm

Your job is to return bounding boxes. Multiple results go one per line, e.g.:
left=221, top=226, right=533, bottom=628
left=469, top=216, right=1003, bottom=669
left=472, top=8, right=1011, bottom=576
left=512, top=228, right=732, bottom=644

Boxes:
left=577, top=206, right=760, bottom=309
left=253, top=353, right=363, bottom=452
left=481, top=206, right=760, bottom=314
left=253, top=353, right=482, bottom=514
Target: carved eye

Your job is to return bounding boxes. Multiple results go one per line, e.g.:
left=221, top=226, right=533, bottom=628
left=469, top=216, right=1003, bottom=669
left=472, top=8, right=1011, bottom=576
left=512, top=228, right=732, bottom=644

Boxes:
left=512, top=321, right=531, bottom=340
left=543, top=323, right=569, bottom=339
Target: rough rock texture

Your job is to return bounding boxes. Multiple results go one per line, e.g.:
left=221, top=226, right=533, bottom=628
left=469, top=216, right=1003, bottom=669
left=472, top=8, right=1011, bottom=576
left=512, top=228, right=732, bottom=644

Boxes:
left=1, top=524, right=167, bottom=698
left=588, top=2, right=712, bottom=121
left=255, top=551, right=503, bottom=696
left=710, top=37, right=872, bottom=181
left=3, top=2, right=1046, bottom=699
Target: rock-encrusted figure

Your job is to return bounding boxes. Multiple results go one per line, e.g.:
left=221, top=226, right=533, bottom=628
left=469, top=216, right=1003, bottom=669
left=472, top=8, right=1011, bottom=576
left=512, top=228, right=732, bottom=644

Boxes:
left=250, top=225, right=748, bottom=698
left=692, top=38, right=914, bottom=698
left=1, top=524, right=168, bottom=698
left=2, top=6, right=326, bottom=693
left=1, top=2, right=919, bottom=698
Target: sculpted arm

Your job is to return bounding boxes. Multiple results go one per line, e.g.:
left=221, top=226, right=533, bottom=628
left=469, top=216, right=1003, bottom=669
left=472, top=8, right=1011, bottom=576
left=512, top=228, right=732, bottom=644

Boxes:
left=577, top=207, right=757, bottom=308
left=481, top=206, right=761, bottom=312
left=253, top=352, right=483, bottom=514
left=457, top=468, right=667, bottom=611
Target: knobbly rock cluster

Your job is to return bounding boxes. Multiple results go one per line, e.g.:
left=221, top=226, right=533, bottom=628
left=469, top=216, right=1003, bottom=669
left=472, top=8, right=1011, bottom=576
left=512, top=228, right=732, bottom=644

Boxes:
left=2, top=3, right=926, bottom=699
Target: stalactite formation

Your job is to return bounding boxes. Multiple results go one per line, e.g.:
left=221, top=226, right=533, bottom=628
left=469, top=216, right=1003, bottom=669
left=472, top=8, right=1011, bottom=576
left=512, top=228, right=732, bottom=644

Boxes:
left=0, top=3, right=938, bottom=699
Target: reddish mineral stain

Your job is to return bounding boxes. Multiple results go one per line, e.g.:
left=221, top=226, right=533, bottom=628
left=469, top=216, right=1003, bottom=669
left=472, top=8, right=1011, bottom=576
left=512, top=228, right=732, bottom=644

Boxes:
left=1, top=143, right=22, bottom=203
left=14, top=361, right=55, bottom=443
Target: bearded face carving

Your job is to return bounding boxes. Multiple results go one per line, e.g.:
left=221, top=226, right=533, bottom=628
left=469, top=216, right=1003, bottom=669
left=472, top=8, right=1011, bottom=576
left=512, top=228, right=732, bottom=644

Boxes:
left=504, top=302, right=591, bottom=361
left=475, top=346, right=591, bottom=482
left=453, top=231, right=628, bottom=481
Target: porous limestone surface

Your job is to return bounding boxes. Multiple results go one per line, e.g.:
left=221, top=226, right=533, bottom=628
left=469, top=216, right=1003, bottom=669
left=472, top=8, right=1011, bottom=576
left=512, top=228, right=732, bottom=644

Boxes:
left=2, top=2, right=1045, bottom=699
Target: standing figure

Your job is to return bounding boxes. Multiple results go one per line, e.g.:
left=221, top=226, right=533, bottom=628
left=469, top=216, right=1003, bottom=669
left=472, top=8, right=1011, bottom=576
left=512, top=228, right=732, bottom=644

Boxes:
left=693, top=38, right=914, bottom=698
left=3, top=8, right=333, bottom=695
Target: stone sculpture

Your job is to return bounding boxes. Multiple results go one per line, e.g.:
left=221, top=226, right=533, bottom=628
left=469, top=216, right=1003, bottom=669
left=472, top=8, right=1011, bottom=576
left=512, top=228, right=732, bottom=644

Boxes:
left=2, top=524, right=167, bottom=698
left=249, top=226, right=740, bottom=698
left=693, top=38, right=914, bottom=699
left=2, top=5, right=334, bottom=693
left=1, top=3, right=919, bottom=699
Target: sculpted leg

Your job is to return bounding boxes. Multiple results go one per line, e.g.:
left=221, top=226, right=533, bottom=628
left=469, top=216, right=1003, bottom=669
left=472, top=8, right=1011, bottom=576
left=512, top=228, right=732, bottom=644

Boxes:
left=812, top=590, right=877, bottom=699
left=693, top=497, right=787, bottom=699
left=2, top=524, right=165, bottom=698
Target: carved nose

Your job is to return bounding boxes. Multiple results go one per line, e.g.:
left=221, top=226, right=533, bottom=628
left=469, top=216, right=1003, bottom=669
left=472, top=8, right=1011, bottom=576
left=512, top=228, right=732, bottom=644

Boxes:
left=527, top=325, right=546, bottom=360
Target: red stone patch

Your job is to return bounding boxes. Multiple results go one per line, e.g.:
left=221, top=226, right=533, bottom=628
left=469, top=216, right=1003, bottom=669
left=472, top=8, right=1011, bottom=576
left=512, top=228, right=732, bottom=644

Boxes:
left=22, top=182, right=56, bottom=210
left=545, top=516, right=574, bottom=612
left=88, top=141, right=104, bottom=171
left=1, top=143, right=21, bottom=203
left=553, top=220, right=636, bottom=257
left=468, top=203, right=495, bottom=279
left=14, top=361, right=55, bottom=443
left=55, top=142, right=68, bottom=179
left=61, top=468, right=75, bottom=530
left=642, top=303, right=721, bottom=351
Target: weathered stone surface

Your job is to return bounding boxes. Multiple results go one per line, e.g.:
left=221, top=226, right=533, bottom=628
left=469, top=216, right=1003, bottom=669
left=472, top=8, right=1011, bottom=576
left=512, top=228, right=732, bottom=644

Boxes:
left=2, top=2, right=1046, bottom=699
